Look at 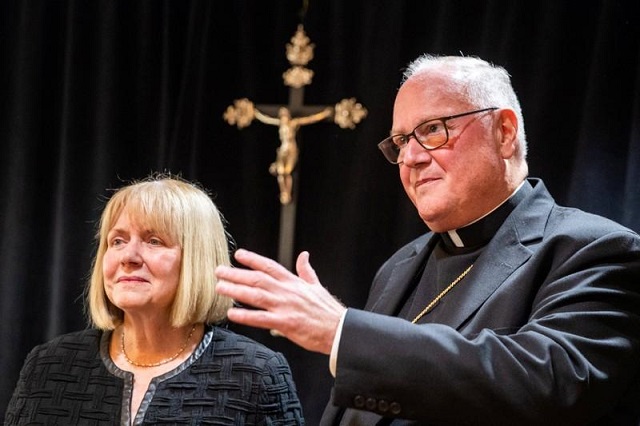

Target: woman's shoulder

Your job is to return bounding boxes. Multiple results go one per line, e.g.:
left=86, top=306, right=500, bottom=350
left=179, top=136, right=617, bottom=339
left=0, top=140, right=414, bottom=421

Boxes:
left=207, top=325, right=288, bottom=364
left=29, top=328, right=103, bottom=356
left=210, top=326, right=272, bottom=349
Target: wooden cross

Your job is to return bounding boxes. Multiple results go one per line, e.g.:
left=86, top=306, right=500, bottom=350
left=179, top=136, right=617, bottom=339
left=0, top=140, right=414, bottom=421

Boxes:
left=224, top=24, right=367, bottom=270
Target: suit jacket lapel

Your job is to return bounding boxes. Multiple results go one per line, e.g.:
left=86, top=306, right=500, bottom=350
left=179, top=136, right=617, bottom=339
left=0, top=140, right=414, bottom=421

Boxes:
left=371, top=179, right=552, bottom=329
left=367, top=235, right=438, bottom=316
left=428, top=220, right=531, bottom=328
left=427, top=183, right=552, bottom=329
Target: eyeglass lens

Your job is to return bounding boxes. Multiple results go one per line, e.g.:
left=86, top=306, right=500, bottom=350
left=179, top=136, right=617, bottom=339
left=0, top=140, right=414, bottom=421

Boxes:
left=380, top=119, right=448, bottom=164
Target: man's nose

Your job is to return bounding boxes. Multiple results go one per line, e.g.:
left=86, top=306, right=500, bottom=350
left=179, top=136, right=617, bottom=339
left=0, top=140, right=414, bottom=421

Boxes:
left=401, top=136, right=431, bottom=166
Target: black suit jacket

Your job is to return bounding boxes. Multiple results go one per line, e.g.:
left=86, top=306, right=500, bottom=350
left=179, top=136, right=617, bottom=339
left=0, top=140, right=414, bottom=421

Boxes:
left=322, top=178, right=640, bottom=425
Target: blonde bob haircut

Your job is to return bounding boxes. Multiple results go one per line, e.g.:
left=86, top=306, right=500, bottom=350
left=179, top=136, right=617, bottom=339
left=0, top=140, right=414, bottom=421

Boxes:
left=87, top=173, right=233, bottom=330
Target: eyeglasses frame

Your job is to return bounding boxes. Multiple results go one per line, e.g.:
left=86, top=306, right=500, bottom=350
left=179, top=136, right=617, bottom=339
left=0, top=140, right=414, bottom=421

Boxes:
left=377, top=107, right=499, bottom=164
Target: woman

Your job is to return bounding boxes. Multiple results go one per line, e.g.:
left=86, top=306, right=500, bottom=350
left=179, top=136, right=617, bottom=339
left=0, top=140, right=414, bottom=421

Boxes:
left=5, top=173, right=305, bottom=425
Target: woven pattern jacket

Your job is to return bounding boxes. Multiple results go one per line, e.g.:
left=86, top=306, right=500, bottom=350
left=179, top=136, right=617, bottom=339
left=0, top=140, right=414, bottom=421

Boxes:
left=6, top=325, right=305, bottom=425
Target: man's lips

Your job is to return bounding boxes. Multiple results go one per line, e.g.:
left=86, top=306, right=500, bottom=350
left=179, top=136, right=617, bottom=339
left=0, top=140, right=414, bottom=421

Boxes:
left=415, top=176, right=440, bottom=188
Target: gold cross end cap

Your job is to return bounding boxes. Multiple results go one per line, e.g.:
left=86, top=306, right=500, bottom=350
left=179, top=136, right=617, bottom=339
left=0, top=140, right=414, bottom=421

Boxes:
left=334, top=98, right=368, bottom=129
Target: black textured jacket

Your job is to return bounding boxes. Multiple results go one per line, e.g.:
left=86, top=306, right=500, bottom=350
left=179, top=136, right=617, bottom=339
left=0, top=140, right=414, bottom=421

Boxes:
left=5, top=325, right=305, bottom=425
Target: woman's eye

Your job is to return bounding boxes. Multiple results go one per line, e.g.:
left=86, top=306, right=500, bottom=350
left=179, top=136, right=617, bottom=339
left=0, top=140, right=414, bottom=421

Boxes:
left=110, top=237, right=124, bottom=247
left=148, top=237, right=163, bottom=246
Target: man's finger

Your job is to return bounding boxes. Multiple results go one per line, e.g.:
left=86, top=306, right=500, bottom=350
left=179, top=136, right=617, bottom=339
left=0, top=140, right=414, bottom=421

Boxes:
left=296, top=251, right=320, bottom=284
left=226, top=306, right=281, bottom=332
left=215, top=265, right=274, bottom=289
left=216, top=279, right=278, bottom=310
left=233, top=249, right=292, bottom=279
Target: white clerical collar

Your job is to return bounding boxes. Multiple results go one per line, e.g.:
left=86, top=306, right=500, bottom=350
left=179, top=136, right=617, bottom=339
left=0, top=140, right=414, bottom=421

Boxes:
left=446, top=181, right=527, bottom=248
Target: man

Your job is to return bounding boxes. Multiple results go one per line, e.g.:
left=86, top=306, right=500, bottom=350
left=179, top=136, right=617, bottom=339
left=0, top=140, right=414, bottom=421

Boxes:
left=215, top=54, right=640, bottom=425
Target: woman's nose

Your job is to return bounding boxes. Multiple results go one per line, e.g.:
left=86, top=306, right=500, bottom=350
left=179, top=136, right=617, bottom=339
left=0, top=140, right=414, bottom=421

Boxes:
left=120, top=241, right=142, bottom=265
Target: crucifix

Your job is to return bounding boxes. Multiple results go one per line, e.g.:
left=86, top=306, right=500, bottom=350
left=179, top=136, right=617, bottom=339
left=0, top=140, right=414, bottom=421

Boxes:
left=223, top=24, right=367, bottom=270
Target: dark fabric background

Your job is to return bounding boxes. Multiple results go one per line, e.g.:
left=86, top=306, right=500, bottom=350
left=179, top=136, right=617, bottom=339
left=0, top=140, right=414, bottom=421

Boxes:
left=1, top=1, right=639, bottom=423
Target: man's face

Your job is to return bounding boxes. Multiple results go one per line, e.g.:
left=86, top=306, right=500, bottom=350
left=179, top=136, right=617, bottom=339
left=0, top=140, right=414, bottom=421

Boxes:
left=393, top=74, right=508, bottom=232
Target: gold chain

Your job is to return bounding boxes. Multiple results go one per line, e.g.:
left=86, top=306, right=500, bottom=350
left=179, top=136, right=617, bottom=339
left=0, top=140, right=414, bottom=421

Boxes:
left=411, top=264, right=474, bottom=324
left=121, top=324, right=196, bottom=368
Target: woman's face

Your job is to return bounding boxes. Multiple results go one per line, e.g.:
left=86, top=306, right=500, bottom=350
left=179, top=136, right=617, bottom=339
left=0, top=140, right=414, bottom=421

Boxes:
left=103, top=210, right=182, bottom=318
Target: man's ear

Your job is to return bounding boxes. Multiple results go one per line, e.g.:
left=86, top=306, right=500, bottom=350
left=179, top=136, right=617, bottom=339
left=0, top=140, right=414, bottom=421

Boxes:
left=496, top=109, right=518, bottom=158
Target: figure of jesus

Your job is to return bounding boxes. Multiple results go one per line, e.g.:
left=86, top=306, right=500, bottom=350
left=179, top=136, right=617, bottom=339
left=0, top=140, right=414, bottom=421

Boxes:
left=254, top=106, right=333, bottom=204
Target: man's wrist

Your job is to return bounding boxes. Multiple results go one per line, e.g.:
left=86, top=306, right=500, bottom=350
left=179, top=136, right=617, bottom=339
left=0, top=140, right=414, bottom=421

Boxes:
left=329, top=309, right=349, bottom=377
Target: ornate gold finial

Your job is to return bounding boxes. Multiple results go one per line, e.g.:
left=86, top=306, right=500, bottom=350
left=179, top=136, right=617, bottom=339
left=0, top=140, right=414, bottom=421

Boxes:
left=283, top=66, right=314, bottom=89
left=286, top=24, right=314, bottom=66
left=334, top=98, right=368, bottom=129
left=283, top=25, right=315, bottom=89
left=223, top=98, right=256, bottom=129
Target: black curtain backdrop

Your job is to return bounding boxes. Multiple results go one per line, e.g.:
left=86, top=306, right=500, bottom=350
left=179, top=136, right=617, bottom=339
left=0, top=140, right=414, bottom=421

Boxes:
left=1, top=1, right=639, bottom=423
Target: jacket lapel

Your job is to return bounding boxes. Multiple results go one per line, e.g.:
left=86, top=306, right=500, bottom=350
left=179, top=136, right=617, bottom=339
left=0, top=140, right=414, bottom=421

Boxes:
left=370, top=179, right=553, bottom=329
left=428, top=182, right=552, bottom=329
left=367, top=235, right=438, bottom=316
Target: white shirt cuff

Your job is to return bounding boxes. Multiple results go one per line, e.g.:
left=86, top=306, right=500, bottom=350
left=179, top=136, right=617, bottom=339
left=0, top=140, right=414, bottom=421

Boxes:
left=329, top=309, right=348, bottom=377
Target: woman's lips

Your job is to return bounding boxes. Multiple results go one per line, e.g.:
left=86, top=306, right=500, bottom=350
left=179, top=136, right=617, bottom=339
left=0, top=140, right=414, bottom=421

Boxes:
left=117, top=276, right=147, bottom=283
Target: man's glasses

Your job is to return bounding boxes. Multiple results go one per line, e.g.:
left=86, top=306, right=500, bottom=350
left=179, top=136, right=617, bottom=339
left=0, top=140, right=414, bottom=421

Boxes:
left=377, top=107, right=498, bottom=164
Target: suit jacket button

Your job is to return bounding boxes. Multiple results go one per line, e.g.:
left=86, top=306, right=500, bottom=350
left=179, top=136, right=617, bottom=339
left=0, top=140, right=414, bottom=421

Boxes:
left=378, top=400, right=389, bottom=412
left=354, top=395, right=365, bottom=408
left=365, top=397, right=377, bottom=410
left=390, top=402, right=401, bottom=415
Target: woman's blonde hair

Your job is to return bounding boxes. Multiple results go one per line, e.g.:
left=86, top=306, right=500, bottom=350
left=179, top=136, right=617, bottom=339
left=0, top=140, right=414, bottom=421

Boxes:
left=86, top=173, right=233, bottom=329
